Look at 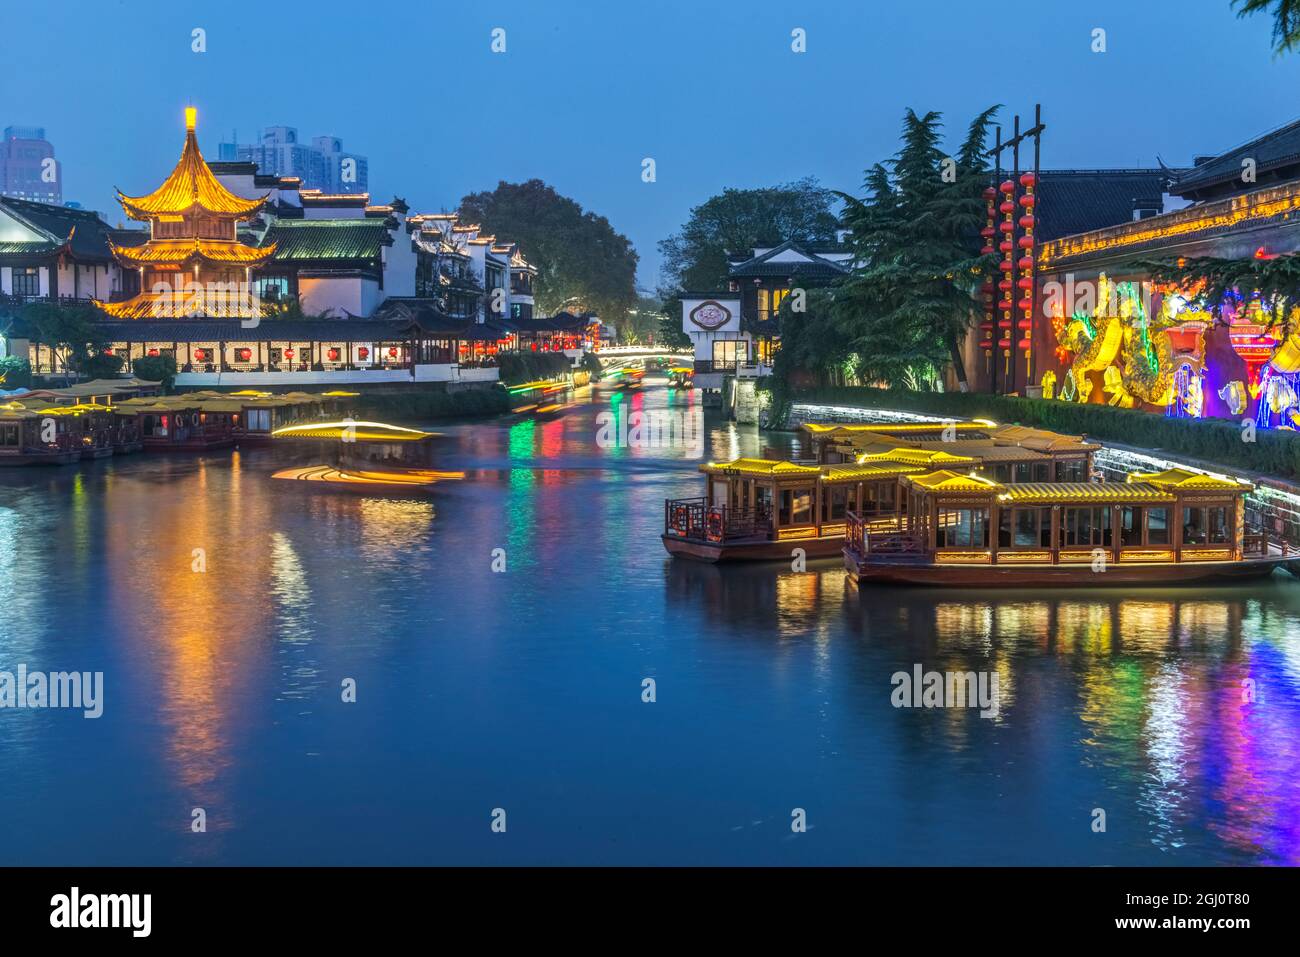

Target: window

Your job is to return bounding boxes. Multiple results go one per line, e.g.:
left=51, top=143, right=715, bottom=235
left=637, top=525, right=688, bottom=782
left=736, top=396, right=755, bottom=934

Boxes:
left=999, top=507, right=1050, bottom=548
left=780, top=488, right=813, bottom=526
left=257, top=276, right=289, bottom=302
left=1060, top=506, right=1112, bottom=547
left=1120, top=507, right=1142, bottom=546
left=1056, top=459, right=1087, bottom=482
left=756, top=288, right=770, bottom=322
left=1182, top=505, right=1229, bottom=545
left=1146, top=507, right=1169, bottom=545
left=12, top=267, right=39, bottom=297
left=0, top=424, right=19, bottom=448
left=711, top=340, right=747, bottom=370
left=823, top=485, right=849, bottom=522
left=771, top=287, right=789, bottom=315
left=937, top=508, right=989, bottom=548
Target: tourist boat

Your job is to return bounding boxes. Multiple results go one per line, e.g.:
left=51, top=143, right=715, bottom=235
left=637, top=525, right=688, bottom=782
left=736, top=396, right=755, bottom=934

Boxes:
left=842, top=466, right=1293, bottom=586
left=0, top=399, right=142, bottom=465
left=661, top=424, right=1104, bottom=562
left=667, top=366, right=694, bottom=389
left=270, top=465, right=458, bottom=495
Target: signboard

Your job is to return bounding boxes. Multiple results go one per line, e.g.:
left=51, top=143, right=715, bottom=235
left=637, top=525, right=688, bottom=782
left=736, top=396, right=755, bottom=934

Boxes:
left=683, top=298, right=739, bottom=333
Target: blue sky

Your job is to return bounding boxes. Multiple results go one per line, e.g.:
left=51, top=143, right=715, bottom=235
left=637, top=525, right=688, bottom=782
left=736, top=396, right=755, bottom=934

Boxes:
left=4, top=0, right=1297, bottom=289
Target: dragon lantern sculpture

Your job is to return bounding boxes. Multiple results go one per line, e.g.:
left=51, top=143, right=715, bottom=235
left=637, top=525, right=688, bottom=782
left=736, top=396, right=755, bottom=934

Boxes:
left=1055, top=276, right=1188, bottom=407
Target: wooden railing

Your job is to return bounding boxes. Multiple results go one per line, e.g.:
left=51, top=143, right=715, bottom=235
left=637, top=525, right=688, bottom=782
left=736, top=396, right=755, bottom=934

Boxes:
left=664, top=497, right=771, bottom=542
left=846, top=510, right=925, bottom=560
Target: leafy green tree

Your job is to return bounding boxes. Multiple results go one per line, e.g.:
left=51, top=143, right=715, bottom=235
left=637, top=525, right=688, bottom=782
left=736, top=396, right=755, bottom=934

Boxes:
left=458, top=179, right=639, bottom=331
left=17, top=301, right=110, bottom=380
left=1233, top=0, right=1300, bottom=53
left=827, top=106, right=999, bottom=391
left=658, top=177, right=840, bottom=294
left=132, top=353, right=177, bottom=391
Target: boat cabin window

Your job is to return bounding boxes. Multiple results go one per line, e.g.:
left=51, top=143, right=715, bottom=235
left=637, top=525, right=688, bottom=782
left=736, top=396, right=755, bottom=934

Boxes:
left=1146, top=507, right=1170, bottom=545
left=1055, top=459, right=1087, bottom=482
left=1012, top=462, right=1051, bottom=483
left=1183, top=505, right=1229, bottom=545
left=1060, top=506, right=1111, bottom=547
left=0, top=425, right=19, bottom=447
left=991, top=464, right=1011, bottom=482
left=779, top=488, right=814, bottom=526
left=863, top=481, right=897, bottom=516
left=822, top=485, right=850, bottom=522
left=1000, top=507, right=1052, bottom=548
left=710, top=479, right=728, bottom=506
left=754, top=485, right=773, bottom=517
left=937, top=508, right=989, bottom=548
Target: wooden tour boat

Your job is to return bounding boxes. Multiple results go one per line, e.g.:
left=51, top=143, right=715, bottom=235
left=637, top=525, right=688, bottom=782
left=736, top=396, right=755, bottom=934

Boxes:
left=842, top=466, right=1293, bottom=586
left=662, top=422, right=1104, bottom=563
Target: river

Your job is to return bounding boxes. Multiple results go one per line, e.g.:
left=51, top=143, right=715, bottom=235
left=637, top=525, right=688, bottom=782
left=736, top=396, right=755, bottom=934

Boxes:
left=2, top=380, right=1299, bottom=865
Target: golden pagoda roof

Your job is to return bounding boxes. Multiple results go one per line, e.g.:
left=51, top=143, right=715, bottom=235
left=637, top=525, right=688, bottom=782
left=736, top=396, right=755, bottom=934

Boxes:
left=1000, top=482, right=1174, bottom=504
left=116, top=110, right=268, bottom=221
left=1125, top=468, right=1249, bottom=492
left=905, top=470, right=1004, bottom=493
left=96, top=292, right=275, bottom=320
left=857, top=447, right=978, bottom=467
left=110, top=238, right=277, bottom=268
left=700, top=457, right=822, bottom=477
left=820, top=463, right=925, bottom=483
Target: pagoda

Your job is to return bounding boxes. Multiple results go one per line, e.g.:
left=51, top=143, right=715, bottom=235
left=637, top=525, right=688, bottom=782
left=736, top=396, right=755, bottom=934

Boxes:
left=98, top=108, right=276, bottom=319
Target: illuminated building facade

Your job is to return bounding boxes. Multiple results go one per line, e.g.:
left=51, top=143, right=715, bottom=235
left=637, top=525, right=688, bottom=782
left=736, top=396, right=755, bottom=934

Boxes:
left=1002, top=117, right=1300, bottom=424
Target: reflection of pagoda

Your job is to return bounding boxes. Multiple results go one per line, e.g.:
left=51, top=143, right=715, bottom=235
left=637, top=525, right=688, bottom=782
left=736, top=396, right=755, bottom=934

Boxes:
left=98, top=108, right=276, bottom=319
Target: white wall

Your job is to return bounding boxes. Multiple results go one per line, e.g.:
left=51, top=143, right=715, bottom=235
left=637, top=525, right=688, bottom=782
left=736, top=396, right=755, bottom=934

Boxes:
left=298, top=274, right=382, bottom=318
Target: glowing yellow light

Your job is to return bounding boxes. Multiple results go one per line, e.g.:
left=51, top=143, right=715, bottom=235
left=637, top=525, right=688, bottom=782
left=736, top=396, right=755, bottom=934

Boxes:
left=185, top=107, right=197, bottom=131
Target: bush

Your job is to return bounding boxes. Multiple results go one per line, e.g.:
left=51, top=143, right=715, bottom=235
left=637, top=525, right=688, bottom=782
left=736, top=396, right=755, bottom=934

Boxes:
left=78, top=352, right=124, bottom=380
left=497, top=352, right=572, bottom=385
left=351, top=386, right=511, bottom=421
left=792, top=386, right=1300, bottom=480
left=0, top=355, right=32, bottom=389
left=132, top=354, right=178, bottom=392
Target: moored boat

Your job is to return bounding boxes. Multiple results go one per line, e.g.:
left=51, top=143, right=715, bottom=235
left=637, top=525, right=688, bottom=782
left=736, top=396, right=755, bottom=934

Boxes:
left=842, top=466, right=1292, bottom=586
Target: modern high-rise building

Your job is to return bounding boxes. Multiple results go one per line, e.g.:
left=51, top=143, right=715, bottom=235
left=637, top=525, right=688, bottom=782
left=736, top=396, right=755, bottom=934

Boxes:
left=217, top=126, right=368, bottom=194
left=1, top=126, right=61, bottom=205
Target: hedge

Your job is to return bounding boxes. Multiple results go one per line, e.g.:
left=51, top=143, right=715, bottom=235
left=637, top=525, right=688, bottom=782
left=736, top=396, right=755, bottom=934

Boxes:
left=497, top=352, right=572, bottom=385
left=792, top=387, right=1300, bottom=480
left=351, top=386, right=511, bottom=422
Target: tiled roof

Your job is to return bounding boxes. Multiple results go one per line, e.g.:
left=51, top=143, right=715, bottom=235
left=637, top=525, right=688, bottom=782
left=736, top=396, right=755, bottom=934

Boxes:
left=1001, top=482, right=1173, bottom=504
left=0, top=196, right=119, bottom=261
left=260, top=219, right=392, bottom=261
left=1034, top=169, right=1182, bottom=241
left=701, top=457, right=822, bottom=476
left=1173, top=118, right=1300, bottom=197
left=728, top=240, right=851, bottom=279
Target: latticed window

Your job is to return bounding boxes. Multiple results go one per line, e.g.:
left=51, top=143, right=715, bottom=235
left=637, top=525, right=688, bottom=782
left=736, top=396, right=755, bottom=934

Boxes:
left=12, top=267, right=39, bottom=297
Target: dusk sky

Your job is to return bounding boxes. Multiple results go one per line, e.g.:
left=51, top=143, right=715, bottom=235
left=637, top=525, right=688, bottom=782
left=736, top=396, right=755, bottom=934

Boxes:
left=5, top=0, right=1298, bottom=289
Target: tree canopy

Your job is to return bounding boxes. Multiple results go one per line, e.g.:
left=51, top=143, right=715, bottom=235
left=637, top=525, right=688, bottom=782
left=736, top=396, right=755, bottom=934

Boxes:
left=657, top=177, right=840, bottom=296
left=459, top=179, right=639, bottom=331
left=1233, top=0, right=1300, bottom=54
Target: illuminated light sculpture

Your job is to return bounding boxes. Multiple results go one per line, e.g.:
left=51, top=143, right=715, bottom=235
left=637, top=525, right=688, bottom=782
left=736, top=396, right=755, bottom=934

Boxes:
left=1218, top=380, right=1249, bottom=415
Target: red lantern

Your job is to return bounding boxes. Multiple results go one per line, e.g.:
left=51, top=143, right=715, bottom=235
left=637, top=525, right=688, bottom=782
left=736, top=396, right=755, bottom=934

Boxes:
left=358, top=347, right=369, bottom=359
left=530, top=343, right=537, bottom=352
left=283, top=349, right=294, bottom=359
left=980, top=245, right=994, bottom=255
left=238, top=348, right=252, bottom=361
left=1018, top=236, right=1035, bottom=249
left=999, top=180, right=1015, bottom=194
left=1017, top=298, right=1033, bottom=312
left=1017, top=277, right=1033, bottom=291
left=998, top=279, right=1012, bottom=292
left=1018, top=215, right=1036, bottom=230
left=999, top=201, right=1015, bottom=215
left=1017, top=256, right=1033, bottom=271
left=982, top=186, right=997, bottom=200
left=388, top=347, right=398, bottom=358
left=999, top=260, right=1014, bottom=273
left=194, top=349, right=207, bottom=361
left=1019, top=171, right=1037, bottom=188
left=980, top=226, right=995, bottom=238
left=328, top=348, right=340, bottom=361
left=1018, top=194, right=1035, bottom=208
left=999, top=221, right=1015, bottom=233
left=148, top=348, right=159, bottom=357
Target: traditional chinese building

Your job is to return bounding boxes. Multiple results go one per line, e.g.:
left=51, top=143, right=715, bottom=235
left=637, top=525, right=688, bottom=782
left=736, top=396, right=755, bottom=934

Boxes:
left=100, top=107, right=275, bottom=322
left=1025, top=118, right=1300, bottom=424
